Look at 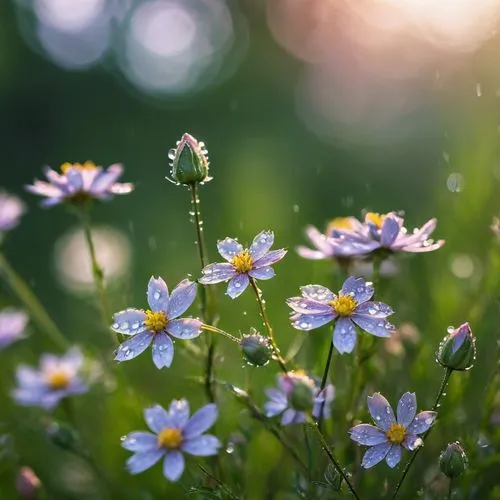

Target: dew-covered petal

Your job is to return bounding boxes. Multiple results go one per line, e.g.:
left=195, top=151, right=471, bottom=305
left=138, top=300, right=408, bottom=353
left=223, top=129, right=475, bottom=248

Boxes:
left=398, top=218, right=436, bottom=246
left=166, top=280, right=197, bottom=319
left=183, top=403, right=218, bottom=438
left=402, top=433, right=424, bottom=451
left=163, top=451, right=185, bottom=481
left=126, top=449, right=164, bottom=474
left=249, top=230, right=274, bottom=261
left=367, top=393, right=396, bottom=431
left=401, top=241, right=445, bottom=253
left=147, top=276, right=169, bottom=312
left=351, top=314, right=396, bottom=338
left=332, top=317, right=357, bottom=354
left=226, top=273, right=250, bottom=299
left=381, top=217, right=401, bottom=247
left=151, top=333, right=174, bottom=369
left=385, top=444, right=402, bottom=468
left=167, top=318, right=202, bottom=340
left=111, top=309, right=147, bottom=335
left=396, top=392, right=417, bottom=427
left=291, top=312, right=335, bottom=331
left=406, top=411, right=437, bottom=435
left=217, top=237, right=243, bottom=262
left=355, top=301, right=394, bottom=318
left=114, top=331, right=154, bottom=362
left=303, top=225, right=333, bottom=253
left=349, top=424, right=388, bottom=446
left=361, top=442, right=391, bottom=469
left=340, top=276, right=374, bottom=304
left=199, top=263, right=236, bottom=284
left=168, top=399, right=190, bottom=428
left=248, top=266, right=275, bottom=280
left=300, top=284, right=335, bottom=303
left=253, top=248, right=287, bottom=268
left=182, top=435, right=221, bottom=456
left=287, top=297, right=332, bottom=314
left=121, top=432, right=157, bottom=452
left=144, top=404, right=170, bottom=433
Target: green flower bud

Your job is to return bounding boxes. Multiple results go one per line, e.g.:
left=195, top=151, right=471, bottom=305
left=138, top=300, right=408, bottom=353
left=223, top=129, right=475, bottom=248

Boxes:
left=46, top=421, right=80, bottom=452
left=439, top=442, right=468, bottom=478
left=437, top=323, right=476, bottom=371
left=288, top=377, right=315, bottom=412
left=168, top=133, right=210, bottom=185
left=240, top=332, right=272, bottom=367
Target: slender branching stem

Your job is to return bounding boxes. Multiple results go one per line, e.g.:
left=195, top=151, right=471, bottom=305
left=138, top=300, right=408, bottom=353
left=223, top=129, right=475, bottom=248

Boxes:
left=316, top=341, right=334, bottom=428
left=447, top=478, right=453, bottom=500
left=201, top=324, right=239, bottom=343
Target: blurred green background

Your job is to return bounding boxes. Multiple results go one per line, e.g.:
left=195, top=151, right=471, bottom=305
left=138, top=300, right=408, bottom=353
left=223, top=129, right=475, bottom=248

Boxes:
left=1, top=0, right=500, bottom=498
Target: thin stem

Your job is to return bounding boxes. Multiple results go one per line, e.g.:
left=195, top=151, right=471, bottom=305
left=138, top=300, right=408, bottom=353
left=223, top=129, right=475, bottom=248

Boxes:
left=0, top=252, right=68, bottom=350
left=198, top=465, right=239, bottom=499
left=307, top=418, right=360, bottom=500
left=201, top=324, right=240, bottom=343
left=249, top=278, right=287, bottom=372
left=391, top=368, right=453, bottom=500
left=317, top=341, right=334, bottom=428
left=447, top=478, right=453, bottom=500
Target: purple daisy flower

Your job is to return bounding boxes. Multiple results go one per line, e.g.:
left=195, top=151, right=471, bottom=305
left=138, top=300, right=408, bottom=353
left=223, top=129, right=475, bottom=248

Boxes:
left=112, top=277, right=202, bottom=369
left=349, top=392, right=437, bottom=469
left=0, top=191, right=25, bottom=233
left=0, top=308, right=28, bottom=350
left=199, top=230, right=287, bottom=299
left=12, top=347, right=88, bottom=410
left=122, top=400, right=221, bottom=481
left=287, top=276, right=396, bottom=354
left=25, top=161, right=134, bottom=207
left=264, top=371, right=335, bottom=425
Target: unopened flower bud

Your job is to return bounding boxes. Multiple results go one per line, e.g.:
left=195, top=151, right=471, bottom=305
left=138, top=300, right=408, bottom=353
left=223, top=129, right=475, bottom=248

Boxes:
left=168, top=133, right=210, bottom=185
left=439, top=442, right=468, bottom=478
left=289, top=378, right=315, bottom=412
left=46, top=421, right=80, bottom=452
left=240, top=333, right=272, bottom=367
left=16, top=467, right=41, bottom=499
left=437, top=323, right=475, bottom=371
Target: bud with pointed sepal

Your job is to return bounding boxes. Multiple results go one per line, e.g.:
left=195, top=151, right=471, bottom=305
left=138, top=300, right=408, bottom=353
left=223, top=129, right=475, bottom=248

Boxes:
left=240, top=330, right=272, bottom=367
left=168, top=133, right=211, bottom=185
left=437, top=323, right=476, bottom=371
left=439, top=442, right=468, bottom=478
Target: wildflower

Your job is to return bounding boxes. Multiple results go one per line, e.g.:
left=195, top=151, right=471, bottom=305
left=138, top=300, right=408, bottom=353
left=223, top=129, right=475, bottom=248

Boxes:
left=168, top=133, right=211, bottom=185
left=437, top=323, right=475, bottom=371
left=0, top=191, right=25, bottom=233
left=25, top=162, right=133, bottom=207
left=199, top=230, right=287, bottom=299
left=122, top=400, right=221, bottom=481
left=439, top=442, right=468, bottom=478
left=264, top=371, right=335, bottom=425
left=112, top=277, right=202, bottom=369
left=0, top=308, right=28, bottom=349
left=349, top=392, right=436, bottom=469
left=16, top=466, right=41, bottom=499
left=12, top=347, right=87, bottom=410
left=287, top=276, right=396, bottom=354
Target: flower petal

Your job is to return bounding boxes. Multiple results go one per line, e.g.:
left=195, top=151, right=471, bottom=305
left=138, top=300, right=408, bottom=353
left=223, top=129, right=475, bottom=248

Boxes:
left=351, top=314, right=395, bottom=338
left=25, top=180, right=64, bottom=198
left=249, top=230, right=274, bottom=260
left=89, top=164, right=124, bottom=193
left=126, top=449, right=164, bottom=474
left=144, top=404, right=170, bottom=433
left=121, top=432, right=158, bottom=452
left=281, top=408, right=300, bottom=426
left=264, top=400, right=287, bottom=417
left=181, top=435, right=221, bottom=456
left=349, top=424, right=388, bottom=446
left=402, top=434, right=423, bottom=451
left=385, top=444, right=402, bottom=468
left=361, top=442, right=391, bottom=469
left=300, top=284, right=335, bottom=303
left=253, top=249, right=287, bottom=268
left=291, top=312, right=335, bottom=331
left=217, top=237, right=243, bottom=262
left=354, top=301, right=394, bottom=318
left=163, top=451, right=185, bottom=481
left=248, top=266, right=275, bottom=280
left=65, top=169, right=83, bottom=192
left=168, top=399, right=190, bottom=428
left=340, top=276, right=374, bottom=304
left=226, top=273, right=250, bottom=299
left=332, top=317, right=357, bottom=354
left=167, top=318, right=202, bottom=340
left=111, top=309, right=147, bottom=335
left=287, top=297, right=332, bottom=314
left=367, top=393, right=396, bottom=431
left=147, top=276, right=169, bottom=312
left=381, top=217, right=401, bottom=247
left=183, top=403, right=218, bottom=438
left=296, top=246, right=329, bottom=260
left=166, top=279, right=197, bottom=319
left=396, top=392, right=417, bottom=427
left=114, top=332, right=154, bottom=362
left=151, top=333, right=174, bottom=369
left=406, top=411, right=437, bottom=435
left=199, top=263, right=236, bottom=284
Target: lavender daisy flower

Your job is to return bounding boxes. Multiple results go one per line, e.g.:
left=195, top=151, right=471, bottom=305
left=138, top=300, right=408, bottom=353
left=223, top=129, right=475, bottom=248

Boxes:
left=12, top=347, right=87, bottom=410
left=0, top=191, right=25, bottom=233
left=122, top=400, right=221, bottom=481
left=0, top=308, right=28, bottom=349
left=264, top=371, right=335, bottom=425
left=287, top=276, right=396, bottom=354
left=199, top=230, right=287, bottom=299
left=25, top=161, right=134, bottom=207
left=112, top=277, right=202, bottom=369
left=349, top=392, right=437, bottom=469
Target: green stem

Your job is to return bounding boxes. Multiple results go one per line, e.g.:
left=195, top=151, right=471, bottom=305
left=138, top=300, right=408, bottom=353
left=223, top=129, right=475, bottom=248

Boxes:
left=372, top=255, right=383, bottom=290
left=307, top=418, right=360, bottom=500
left=391, top=368, right=453, bottom=500
left=0, top=252, right=68, bottom=350
left=317, top=341, right=334, bottom=428
left=447, top=478, right=453, bottom=500
left=249, top=278, right=287, bottom=372
left=202, top=324, right=239, bottom=343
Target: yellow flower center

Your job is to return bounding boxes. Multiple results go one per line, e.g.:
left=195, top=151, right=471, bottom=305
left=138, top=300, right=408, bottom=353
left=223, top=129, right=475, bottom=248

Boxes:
left=329, top=295, right=357, bottom=316
left=327, top=217, right=353, bottom=232
left=46, top=371, right=70, bottom=390
left=365, top=212, right=386, bottom=229
left=386, top=423, right=406, bottom=444
left=144, top=310, right=168, bottom=333
left=157, top=428, right=183, bottom=449
left=60, top=161, right=98, bottom=174
left=231, top=250, right=254, bottom=273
